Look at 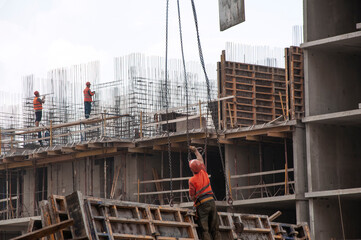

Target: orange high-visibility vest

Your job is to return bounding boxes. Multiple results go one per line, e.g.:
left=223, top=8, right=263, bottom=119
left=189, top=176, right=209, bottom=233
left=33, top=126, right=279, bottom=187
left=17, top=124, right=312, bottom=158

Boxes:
left=83, top=87, right=94, bottom=102
left=189, top=169, right=213, bottom=207
left=33, top=97, right=43, bottom=111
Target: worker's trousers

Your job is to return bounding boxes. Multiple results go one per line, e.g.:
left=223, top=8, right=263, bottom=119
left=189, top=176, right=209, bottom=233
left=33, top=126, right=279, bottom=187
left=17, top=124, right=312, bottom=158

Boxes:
left=196, top=200, right=221, bottom=240
left=84, top=102, right=92, bottom=119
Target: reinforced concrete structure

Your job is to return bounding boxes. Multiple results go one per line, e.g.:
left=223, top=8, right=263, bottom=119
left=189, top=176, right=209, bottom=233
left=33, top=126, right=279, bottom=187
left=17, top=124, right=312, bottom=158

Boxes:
left=302, top=1, right=361, bottom=239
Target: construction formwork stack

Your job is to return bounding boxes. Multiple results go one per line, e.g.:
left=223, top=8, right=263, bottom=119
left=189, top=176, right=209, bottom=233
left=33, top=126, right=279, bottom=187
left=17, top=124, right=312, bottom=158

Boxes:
left=218, top=47, right=305, bottom=129
left=20, top=191, right=311, bottom=240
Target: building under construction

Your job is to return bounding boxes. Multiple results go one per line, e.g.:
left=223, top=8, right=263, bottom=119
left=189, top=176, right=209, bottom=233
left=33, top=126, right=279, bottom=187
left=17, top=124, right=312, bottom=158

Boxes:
left=0, top=1, right=360, bottom=239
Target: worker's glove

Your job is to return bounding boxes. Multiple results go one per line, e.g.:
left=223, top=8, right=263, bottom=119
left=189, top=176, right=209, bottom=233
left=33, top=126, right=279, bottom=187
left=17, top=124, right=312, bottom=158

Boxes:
left=189, top=146, right=196, bottom=152
left=93, top=91, right=96, bottom=94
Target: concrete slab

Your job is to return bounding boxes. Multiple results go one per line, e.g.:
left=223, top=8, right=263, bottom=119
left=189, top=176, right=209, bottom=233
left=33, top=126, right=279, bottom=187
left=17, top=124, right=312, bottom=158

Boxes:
left=301, top=31, right=361, bottom=54
left=0, top=216, right=41, bottom=231
left=302, top=108, right=361, bottom=125
left=305, top=187, right=361, bottom=199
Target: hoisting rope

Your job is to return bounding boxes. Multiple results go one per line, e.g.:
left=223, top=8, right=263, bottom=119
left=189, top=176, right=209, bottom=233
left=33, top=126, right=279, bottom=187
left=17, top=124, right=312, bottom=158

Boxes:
left=189, top=0, right=233, bottom=206
left=176, top=0, right=191, bottom=161
left=164, top=0, right=174, bottom=207
left=189, top=1, right=244, bottom=233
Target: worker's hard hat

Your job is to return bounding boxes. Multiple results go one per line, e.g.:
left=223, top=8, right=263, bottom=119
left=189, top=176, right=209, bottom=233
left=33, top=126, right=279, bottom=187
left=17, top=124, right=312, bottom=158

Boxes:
left=189, top=159, right=202, bottom=173
left=86, top=82, right=91, bottom=86
left=34, top=91, right=39, bottom=96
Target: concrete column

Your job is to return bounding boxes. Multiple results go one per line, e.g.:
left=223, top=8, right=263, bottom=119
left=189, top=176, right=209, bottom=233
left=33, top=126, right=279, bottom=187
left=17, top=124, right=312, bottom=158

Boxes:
left=125, top=153, right=140, bottom=202
left=23, top=168, right=35, bottom=217
left=292, top=122, right=309, bottom=224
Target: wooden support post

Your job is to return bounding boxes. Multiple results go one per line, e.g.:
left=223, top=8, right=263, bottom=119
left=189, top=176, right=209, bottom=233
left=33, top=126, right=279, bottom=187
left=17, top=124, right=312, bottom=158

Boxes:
left=50, top=120, right=53, bottom=147
left=16, top=170, right=20, bottom=218
left=279, top=91, right=286, bottom=120
left=140, top=111, right=143, bottom=138
left=11, top=135, right=13, bottom=150
left=227, top=102, right=233, bottom=128
left=103, top=110, right=107, bottom=136
left=284, top=138, right=289, bottom=195
left=285, top=48, right=290, bottom=120
left=137, top=179, right=140, bottom=202
left=218, top=96, right=221, bottom=130
left=0, top=128, right=2, bottom=155
left=199, top=100, right=202, bottom=129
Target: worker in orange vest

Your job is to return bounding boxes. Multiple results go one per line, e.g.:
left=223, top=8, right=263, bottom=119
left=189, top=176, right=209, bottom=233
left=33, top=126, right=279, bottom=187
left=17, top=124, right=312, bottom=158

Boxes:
left=188, top=146, right=221, bottom=240
left=84, top=82, right=95, bottom=119
left=33, top=91, right=45, bottom=146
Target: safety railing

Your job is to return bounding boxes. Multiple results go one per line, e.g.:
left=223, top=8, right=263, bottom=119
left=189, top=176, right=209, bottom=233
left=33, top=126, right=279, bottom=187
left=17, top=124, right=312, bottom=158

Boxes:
left=230, top=168, right=295, bottom=200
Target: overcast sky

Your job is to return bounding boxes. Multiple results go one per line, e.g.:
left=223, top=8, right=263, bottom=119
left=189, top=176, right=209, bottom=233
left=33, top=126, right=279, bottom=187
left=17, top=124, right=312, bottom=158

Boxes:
left=0, top=0, right=303, bottom=93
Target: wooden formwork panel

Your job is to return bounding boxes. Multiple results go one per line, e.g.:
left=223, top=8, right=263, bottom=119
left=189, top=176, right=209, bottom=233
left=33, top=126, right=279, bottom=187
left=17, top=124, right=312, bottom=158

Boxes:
left=271, top=222, right=311, bottom=240
left=85, top=199, right=198, bottom=240
left=218, top=50, right=287, bottom=129
left=286, top=46, right=304, bottom=120
left=218, top=49, right=304, bottom=129
left=218, top=212, right=274, bottom=240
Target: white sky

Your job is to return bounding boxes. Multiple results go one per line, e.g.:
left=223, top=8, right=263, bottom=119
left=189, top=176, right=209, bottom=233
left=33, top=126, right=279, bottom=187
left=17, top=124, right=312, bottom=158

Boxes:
left=0, top=0, right=303, bottom=93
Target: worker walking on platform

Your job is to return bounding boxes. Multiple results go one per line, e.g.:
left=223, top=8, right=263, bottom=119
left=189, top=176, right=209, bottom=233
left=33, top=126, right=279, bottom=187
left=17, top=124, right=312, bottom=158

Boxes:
left=33, top=91, right=45, bottom=146
left=83, top=82, right=95, bottom=119
left=188, top=146, right=221, bottom=240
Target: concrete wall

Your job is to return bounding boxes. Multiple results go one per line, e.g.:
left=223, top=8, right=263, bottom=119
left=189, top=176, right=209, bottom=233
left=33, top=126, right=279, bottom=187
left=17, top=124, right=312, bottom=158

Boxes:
left=305, top=50, right=361, bottom=116
left=310, top=197, right=361, bottom=240
left=125, top=152, right=162, bottom=203
left=225, top=144, right=259, bottom=199
left=304, top=0, right=361, bottom=41
left=306, top=124, right=361, bottom=192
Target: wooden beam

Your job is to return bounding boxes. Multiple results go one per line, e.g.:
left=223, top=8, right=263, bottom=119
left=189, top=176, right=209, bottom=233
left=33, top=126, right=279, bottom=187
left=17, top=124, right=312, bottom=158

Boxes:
left=47, top=150, right=62, bottom=156
left=0, top=147, right=118, bottom=170
left=267, top=132, right=288, bottom=138
left=246, top=135, right=260, bottom=141
left=218, top=138, right=234, bottom=145
left=10, top=219, right=74, bottom=240
left=137, top=133, right=206, bottom=148
left=75, top=144, right=88, bottom=151
left=113, top=142, right=135, bottom=148
left=225, top=126, right=291, bottom=139
left=61, top=147, right=77, bottom=153
left=128, top=148, right=154, bottom=154
left=88, top=143, right=104, bottom=149
left=33, top=152, right=48, bottom=159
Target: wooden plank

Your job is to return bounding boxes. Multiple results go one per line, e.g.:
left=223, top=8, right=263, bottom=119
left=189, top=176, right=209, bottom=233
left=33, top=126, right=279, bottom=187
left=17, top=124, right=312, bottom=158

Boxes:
left=267, top=132, right=288, bottom=138
left=47, top=150, right=62, bottom=156
left=225, top=126, right=291, bottom=139
left=232, top=181, right=295, bottom=190
left=87, top=143, right=103, bottom=149
left=75, top=144, right=88, bottom=151
left=10, top=219, right=74, bottom=240
left=231, top=168, right=294, bottom=179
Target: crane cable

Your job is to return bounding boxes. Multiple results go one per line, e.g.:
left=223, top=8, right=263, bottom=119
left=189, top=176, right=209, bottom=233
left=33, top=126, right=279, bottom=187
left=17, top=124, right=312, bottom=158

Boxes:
left=177, top=0, right=191, bottom=161
left=164, top=0, right=174, bottom=207
left=189, top=0, right=233, bottom=205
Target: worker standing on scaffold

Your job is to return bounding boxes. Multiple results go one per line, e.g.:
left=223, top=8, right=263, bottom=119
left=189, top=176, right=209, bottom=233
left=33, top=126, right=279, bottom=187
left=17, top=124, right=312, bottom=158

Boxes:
left=33, top=91, right=45, bottom=147
left=83, top=82, right=95, bottom=119
left=188, top=146, right=221, bottom=240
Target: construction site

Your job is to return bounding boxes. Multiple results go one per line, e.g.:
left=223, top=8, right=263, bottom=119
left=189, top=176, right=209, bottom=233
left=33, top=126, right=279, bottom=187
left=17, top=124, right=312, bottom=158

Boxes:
left=0, top=0, right=360, bottom=240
